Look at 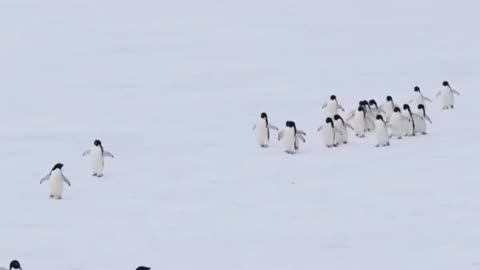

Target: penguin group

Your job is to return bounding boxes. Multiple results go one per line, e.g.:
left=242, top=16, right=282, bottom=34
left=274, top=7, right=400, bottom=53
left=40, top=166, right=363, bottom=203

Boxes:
left=252, top=81, right=460, bottom=153
left=1, top=259, right=150, bottom=270
left=39, top=139, right=114, bottom=200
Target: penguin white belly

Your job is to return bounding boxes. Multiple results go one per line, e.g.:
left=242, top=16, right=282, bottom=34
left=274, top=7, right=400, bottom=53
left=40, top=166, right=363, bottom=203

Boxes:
left=384, top=105, right=393, bottom=119
left=388, top=114, right=404, bottom=137
left=334, top=121, right=347, bottom=144
left=90, top=148, right=105, bottom=175
left=414, top=94, right=424, bottom=107
left=325, top=102, right=337, bottom=117
left=352, top=113, right=365, bottom=137
left=441, top=89, right=454, bottom=108
left=49, top=171, right=64, bottom=197
left=283, top=129, right=296, bottom=153
left=374, top=120, right=389, bottom=146
left=403, top=116, right=414, bottom=135
left=255, top=121, right=269, bottom=146
left=322, top=126, right=336, bottom=146
left=413, top=115, right=426, bottom=134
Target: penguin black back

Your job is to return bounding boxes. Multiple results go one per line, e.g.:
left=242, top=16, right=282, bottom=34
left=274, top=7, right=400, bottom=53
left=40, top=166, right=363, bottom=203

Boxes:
left=260, top=112, right=268, bottom=125
left=333, top=114, right=345, bottom=125
left=94, top=139, right=104, bottom=153
left=418, top=104, right=426, bottom=116
left=51, top=163, right=63, bottom=171
left=326, top=117, right=334, bottom=128
left=10, top=260, right=21, bottom=270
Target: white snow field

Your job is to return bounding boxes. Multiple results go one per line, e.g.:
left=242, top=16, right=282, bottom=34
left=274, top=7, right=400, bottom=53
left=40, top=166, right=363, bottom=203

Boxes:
left=1, top=0, right=480, bottom=269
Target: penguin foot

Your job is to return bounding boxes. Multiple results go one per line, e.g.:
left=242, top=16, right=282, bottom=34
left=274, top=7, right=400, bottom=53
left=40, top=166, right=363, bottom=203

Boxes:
left=93, top=173, right=98, bottom=177
left=422, top=132, right=427, bottom=135
left=343, top=141, right=348, bottom=144
left=49, top=195, right=54, bottom=198
left=97, top=174, right=104, bottom=178
left=386, top=142, right=390, bottom=146
left=451, top=105, right=454, bottom=109
left=375, top=144, right=380, bottom=147
left=260, top=144, right=268, bottom=148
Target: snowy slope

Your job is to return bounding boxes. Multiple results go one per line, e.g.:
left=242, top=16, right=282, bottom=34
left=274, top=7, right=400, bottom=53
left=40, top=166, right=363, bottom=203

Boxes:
left=1, top=0, right=480, bottom=269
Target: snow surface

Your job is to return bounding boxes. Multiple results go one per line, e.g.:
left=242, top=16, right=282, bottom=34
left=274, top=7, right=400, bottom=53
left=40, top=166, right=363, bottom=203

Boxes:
left=1, top=0, right=480, bottom=269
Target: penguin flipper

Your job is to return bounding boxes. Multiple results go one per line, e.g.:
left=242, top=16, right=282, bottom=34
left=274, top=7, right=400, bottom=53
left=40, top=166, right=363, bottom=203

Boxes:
left=63, top=175, right=71, bottom=186
left=344, top=123, right=354, bottom=131
left=252, top=124, right=256, bottom=130
left=338, top=104, right=345, bottom=111
left=321, top=103, right=327, bottom=109
left=425, top=115, right=432, bottom=124
left=103, top=151, right=114, bottom=158
left=317, top=126, right=323, bottom=132
left=268, top=124, right=279, bottom=131
left=82, top=150, right=91, bottom=156
left=452, top=89, right=460, bottom=96
left=296, top=134, right=306, bottom=143
left=40, top=174, right=50, bottom=184
left=423, top=96, right=432, bottom=102
left=436, top=91, right=441, bottom=98
left=278, top=130, right=284, bottom=141
left=297, top=130, right=306, bottom=136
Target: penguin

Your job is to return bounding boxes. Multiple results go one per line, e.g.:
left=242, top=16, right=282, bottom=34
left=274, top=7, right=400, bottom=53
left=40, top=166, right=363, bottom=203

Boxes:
left=380, top=95, right=398, bottom=120
left=374, top=115, right=390, bottom=147
left=40, top=163, right=71, bottom=200
left=252, top=112, right=279, bottom=147
left=0, top=260, right=22, bottom=270
left=436, top=80, right=460, bottom=109
left=333, top=114, right=353, bottom=144
left=82, top=139, right=114, bottom=177
left=321, top=95, right=345, bottom=117
left=317, top=117, right=343, bottom=147
left=388, top=107, right=411, bottom=139
left=136, top=267, right=151, bottom=270
left=411, top=104, right=432, bottom=135
left=410, top=86, right=432, bottom=107
left=347, top=106, right=373, bottom=137
left=402, top=104, right=416, bottom=136
left=278, top=121, right=306, bottom=154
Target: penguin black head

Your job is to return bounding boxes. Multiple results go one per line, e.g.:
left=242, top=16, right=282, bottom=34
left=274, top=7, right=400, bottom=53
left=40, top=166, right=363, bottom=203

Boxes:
left=386, top=95, right=393, bottom=102
left=136, top=267, right=151, bottom=270
left=358, top=101, right=364, bottom=106
left=260, top=112, right=267, bottom=119
left=418, top=104, right=425, bottom=110
left=51, top=163, right=64, bottom=171
left=403, top=104, right=410, bottom=110
left=414, top=86, right=420, bottom=92
left=442, top=81, right=449, bottom=86
left=333, top=114, right=341, bottom=121
left=357, top=106, right=364, bottom=112
left=94, top=139, right=102, bottom=146
left=330, top=95, right=336, bottom=100
left=10, top=260, right=22, bottom=270
left=325, top=117, right=333, bottom=123
left=393, top=107, right=401, bottom=113
left=369, top=99, right=378, bottom=108
left=376, top=114, right=384, bottom=121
